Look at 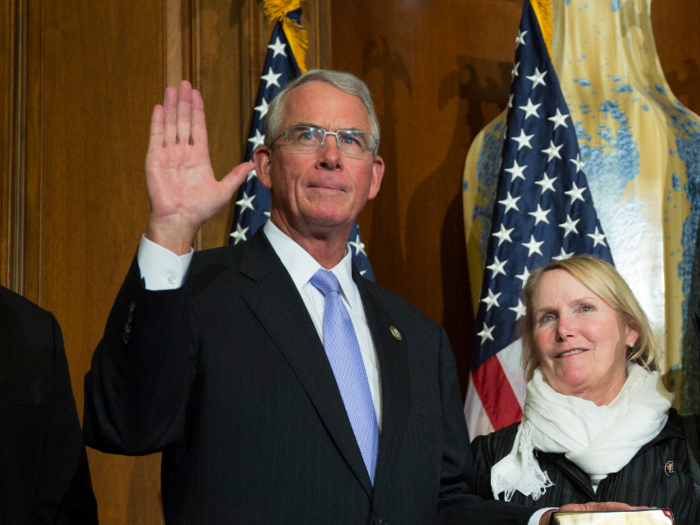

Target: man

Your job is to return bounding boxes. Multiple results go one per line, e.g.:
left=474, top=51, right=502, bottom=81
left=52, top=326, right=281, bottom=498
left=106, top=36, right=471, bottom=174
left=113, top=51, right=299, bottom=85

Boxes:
left=83, top=70, right=629, bottom=524
left=1, top=285, right=98, bottom=524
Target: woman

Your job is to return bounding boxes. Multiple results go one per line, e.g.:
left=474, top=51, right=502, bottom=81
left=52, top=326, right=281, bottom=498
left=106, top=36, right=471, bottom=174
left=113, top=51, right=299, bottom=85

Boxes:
left=471, top=255, right=699, bottom=521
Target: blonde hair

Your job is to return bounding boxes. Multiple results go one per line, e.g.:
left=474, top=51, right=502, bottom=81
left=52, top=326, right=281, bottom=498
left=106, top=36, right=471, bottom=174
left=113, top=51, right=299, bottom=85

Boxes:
left=521, top=255, right=659, bottom=381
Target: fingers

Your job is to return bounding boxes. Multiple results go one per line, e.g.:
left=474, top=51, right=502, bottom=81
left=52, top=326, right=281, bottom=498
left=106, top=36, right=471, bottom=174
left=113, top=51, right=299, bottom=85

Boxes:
left=163, top=86, right=178, bottom=146
left=176, top=80, right=192, bottom=145
left=220, top=162, right=256, bottom=197
left=190, top=88, right=208, bottom=147
left=148, top=104, right=165, bottom=152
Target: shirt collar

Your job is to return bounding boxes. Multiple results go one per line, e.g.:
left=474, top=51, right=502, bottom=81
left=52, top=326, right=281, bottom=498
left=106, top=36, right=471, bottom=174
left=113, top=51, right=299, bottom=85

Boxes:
left=263, top=220, right=362, bottom=314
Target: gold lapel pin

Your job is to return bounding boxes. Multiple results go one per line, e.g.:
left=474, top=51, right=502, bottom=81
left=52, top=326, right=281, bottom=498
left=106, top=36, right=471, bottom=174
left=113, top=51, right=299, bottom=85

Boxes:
left=390, top=325, right=402, bottom=341
left=664, top=460, right=675, bottom=477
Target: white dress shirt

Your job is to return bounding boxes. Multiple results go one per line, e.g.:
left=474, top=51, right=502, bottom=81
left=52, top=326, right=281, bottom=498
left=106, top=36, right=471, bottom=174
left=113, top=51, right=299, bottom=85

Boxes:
left=136, top=221, right=382, bottom=428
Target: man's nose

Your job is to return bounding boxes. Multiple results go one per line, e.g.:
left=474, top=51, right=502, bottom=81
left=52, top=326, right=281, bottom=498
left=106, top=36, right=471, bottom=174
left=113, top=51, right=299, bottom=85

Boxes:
left=318, top=133, right=342, bottom=170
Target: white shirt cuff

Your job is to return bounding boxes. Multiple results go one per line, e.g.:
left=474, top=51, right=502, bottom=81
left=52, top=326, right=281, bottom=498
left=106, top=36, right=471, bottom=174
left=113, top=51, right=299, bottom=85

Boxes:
left=528, top=507, right=557, bottom=525
left=137, top=235, right=193, bottom=290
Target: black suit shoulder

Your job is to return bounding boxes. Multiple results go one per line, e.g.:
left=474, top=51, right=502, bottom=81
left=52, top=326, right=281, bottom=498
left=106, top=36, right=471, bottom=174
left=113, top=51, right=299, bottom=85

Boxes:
left=0, top=286, right=98, bottom=524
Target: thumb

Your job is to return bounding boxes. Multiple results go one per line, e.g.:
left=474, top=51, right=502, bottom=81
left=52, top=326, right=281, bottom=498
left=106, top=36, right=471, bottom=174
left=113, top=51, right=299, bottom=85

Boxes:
left=220, top=162, right=256, bottom=196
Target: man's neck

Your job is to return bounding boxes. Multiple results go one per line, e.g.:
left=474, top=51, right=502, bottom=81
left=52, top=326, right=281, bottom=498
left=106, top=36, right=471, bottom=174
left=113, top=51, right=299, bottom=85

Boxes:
left=269, top=215, right=350, bottom=270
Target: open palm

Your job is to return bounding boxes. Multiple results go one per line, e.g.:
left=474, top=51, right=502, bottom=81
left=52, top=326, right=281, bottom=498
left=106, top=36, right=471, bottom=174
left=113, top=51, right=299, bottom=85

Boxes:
left=145, top=80, right=253, bottom=254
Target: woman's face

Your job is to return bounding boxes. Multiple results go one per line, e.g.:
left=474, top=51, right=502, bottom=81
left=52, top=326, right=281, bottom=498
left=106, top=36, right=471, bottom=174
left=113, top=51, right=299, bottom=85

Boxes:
left=531, top=269, right=639, bottom=405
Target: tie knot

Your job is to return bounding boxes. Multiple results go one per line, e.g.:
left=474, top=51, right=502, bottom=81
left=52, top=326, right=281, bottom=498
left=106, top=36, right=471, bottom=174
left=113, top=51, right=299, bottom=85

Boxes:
left=310, top=268, right=340, bottom=297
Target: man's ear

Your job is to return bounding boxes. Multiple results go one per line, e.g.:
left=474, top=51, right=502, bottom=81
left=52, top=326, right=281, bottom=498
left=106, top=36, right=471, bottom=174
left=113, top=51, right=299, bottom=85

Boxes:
left=368, top=155, right=385, bottom=200
left=253, top=146, right=273, bottom=190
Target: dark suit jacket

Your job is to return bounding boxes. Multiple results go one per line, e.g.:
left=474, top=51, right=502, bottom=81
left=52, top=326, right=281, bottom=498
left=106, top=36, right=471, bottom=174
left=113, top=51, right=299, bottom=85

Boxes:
left=83, top=231, right=534, bottom=525
left=0, top=286, right=98, bottom=524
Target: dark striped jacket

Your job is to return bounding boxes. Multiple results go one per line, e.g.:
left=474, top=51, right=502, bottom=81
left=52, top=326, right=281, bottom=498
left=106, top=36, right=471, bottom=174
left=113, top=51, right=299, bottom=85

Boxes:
left=471, top=409, right=699, bottom=525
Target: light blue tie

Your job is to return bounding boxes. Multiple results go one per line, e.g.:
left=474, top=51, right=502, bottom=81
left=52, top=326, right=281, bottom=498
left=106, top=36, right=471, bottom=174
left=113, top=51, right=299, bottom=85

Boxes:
left=310, top=268, right=379, bottom=484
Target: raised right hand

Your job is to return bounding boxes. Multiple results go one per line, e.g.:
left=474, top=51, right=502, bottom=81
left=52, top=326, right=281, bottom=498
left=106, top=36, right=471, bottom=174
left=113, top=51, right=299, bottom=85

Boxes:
left=144, top=80, right=254, bottom=254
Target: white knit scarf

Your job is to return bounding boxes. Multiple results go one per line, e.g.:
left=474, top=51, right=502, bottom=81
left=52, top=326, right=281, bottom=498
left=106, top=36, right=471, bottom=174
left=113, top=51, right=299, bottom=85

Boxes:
left=491, top=364, right=673, bottom=501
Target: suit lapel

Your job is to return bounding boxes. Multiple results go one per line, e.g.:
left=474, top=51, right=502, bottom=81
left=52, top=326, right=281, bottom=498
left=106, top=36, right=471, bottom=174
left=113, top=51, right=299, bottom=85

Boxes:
left=354, top=269, right=411, bottom=502
left=238, top=232, right=373, bottom=496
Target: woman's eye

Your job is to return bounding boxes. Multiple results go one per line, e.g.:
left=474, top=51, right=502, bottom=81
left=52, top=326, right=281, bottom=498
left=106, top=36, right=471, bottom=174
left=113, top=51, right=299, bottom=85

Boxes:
left=540, top=314, right=555, bottom=323
left=580, top=304, right=593, bottom=312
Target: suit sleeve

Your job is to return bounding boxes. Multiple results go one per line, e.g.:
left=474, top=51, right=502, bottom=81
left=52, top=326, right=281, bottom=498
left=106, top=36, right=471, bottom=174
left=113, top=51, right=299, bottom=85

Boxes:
left=34, top=313, right=98, bottom=524
left=83, top=255, right=198, bottom=455
left=435, top=326, right=535, bottom=525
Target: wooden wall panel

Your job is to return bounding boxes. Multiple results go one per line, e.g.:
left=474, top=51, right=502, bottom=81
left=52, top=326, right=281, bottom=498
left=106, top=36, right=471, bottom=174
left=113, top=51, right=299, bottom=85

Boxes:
left=331, top=0, right=700, bottom=398
left=17, top=1, right=166, bottom=523
left=652, top=0, right=700, bottom=114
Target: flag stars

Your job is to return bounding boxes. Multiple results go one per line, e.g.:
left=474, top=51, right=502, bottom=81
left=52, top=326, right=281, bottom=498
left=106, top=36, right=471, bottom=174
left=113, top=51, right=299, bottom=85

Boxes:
left=512, top=61, right=521, bottom=79
left=236, top=191, right=256, bottom=213
left=492, top=224, right=514, bottom=246
left=552, top=247, right=574, bottom=261
left=526, top=67, right=547, bottom=88
left=505, top=160, right=527, bottom=181
left=516, top=266, right=531, bottom=288
left=254, top=97, right=269, bottom=119
left=481, top=289, right=502, bottom=311
left=529, top=204, right=551, bottom=225
left=534, top=173, right=556, bottom=193
left=542, top=140, right=563, bottom=162
left=499, top=192, right=521, bottom=213
left=267, top=37, right=287, bottom=57
left=248, top=129, right=265, bottom=149
left=558, top=214, right=580, bottom=237
left=230, top=223, right=250, bottom=244
left=246, top=169, right=257, bottom=181
left=348, top=235, right=367, bottom=257
left=487, top=256, right=508, bottom=277
left=548, top=108, right=570, bottom=129
left=570, top=154, right=586, bottom=173
left=588, top=227, right=608, bottom=247
left=522, top=235, right=545, bottom=257
left=515, top=29, right=528, bottom=47
left=510, top=299, right=527, bottom=321
left=511, top=129, right=534, bottom=150
left=519, top=98, right=542, bottom=120
left=261, top=67, right=282, bottom=89
left=508, top=93, right=514, bottom=108
left=565, top=182, right=587, bottom=203
left=477, top=323, right=495, bottom=344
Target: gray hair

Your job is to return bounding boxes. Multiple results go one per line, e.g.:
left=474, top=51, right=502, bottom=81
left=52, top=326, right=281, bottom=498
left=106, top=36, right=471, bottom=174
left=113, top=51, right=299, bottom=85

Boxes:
left=263, top=69, right=381, bottom=152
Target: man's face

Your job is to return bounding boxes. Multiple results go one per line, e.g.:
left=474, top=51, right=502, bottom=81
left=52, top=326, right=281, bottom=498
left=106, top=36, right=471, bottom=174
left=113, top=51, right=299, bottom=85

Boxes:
left=255, top=82, right=384, bottom=239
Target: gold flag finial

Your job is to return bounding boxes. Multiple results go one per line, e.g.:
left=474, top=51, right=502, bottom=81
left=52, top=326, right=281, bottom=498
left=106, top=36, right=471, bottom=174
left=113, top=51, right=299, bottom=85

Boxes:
left=264, top=0, right=308, bottom=74
left=531, top=0, right=554, bottom=60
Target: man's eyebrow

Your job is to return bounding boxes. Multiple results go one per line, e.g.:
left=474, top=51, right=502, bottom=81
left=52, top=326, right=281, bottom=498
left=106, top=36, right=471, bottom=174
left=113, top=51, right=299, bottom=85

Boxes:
left=289, top=123, right=366, bottom=132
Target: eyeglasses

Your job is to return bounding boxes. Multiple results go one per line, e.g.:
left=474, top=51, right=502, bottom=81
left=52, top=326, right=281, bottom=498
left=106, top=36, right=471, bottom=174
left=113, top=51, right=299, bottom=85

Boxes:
left=277, top=125, right=378, bottom=156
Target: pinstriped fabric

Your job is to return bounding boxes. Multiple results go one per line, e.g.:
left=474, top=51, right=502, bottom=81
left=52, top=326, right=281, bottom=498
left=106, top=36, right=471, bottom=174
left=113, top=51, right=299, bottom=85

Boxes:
left=471, top=411, right=699, bottom=522
left=85, top=232, right=537, bottom=525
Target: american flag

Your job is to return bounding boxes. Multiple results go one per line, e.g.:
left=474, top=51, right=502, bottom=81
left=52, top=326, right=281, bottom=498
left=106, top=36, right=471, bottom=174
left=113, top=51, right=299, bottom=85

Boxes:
left=464, top=0, right=614, bottom=438
left=229, top=6, right=375, bottom=281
